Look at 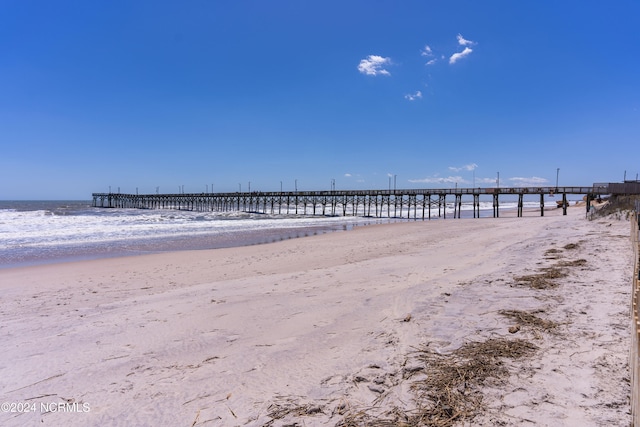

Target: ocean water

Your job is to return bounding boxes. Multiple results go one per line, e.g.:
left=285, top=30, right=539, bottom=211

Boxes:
left=0, top=195, right=578, bottom=269
left=0, top=201, right=395, bottom=268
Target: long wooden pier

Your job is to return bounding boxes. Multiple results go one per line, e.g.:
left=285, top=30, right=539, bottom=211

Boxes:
left=92, top=184, right=637, bottom=219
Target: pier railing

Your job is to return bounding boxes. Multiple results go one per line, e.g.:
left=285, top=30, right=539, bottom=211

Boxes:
left=631, top=201, right=640, bottom=425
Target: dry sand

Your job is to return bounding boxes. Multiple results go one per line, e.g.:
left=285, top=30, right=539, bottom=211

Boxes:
left=0, top=206, right=633, bottom=426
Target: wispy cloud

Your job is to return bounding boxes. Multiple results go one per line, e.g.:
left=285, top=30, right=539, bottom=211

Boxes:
left=475, top=177, right=499, bottom=185
left=408, top=175, right=467, bottom=184
left=509, top=176, right=548, bottom=186
left=448, top=163, right=478, bottom=172
left=358, top=55, right=392, bottom=76
left=457, top=34, right=476, bottom=47
left=407, top=174, right=548, bottom=188
left=404, top=91, right=422, bottom=101
left=422, top=45, right=438, bottom=66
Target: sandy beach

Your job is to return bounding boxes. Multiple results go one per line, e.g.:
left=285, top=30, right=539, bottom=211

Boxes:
left=0, top=205, right=633, bottom=426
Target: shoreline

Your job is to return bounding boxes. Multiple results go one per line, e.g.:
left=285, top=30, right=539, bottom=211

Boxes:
left=0, top=222, right=371, bottom=270
left=0, top=205, right=631, bottom=426
left=1, top=204, right=575, bottom=270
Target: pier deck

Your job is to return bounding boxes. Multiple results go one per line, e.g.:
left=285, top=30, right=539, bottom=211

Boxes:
left=92, top=183, right=639, bottom=219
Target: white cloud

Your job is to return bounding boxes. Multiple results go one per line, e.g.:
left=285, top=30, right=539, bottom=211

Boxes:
left=475, top=177, right=499, bottom=185
left=449, top=47, right=473, bottom=64
left=344, top=173, right=366, bottom=184
left=509, top=176, right=549, bottom=186
left=357, top=55, right=391, bottom=76
left=404, top=91, right=422, bottom=101
left=457, top=34, right=476, bottom=46
left=408, top=175, right=467, bottom=184
left=408, top=175, right=549, bottom=188
left=449, top=34, right=476, bottom=64
left=422, top=44, right=438, bottom=65
left=449, top=163, right=478, bottom=172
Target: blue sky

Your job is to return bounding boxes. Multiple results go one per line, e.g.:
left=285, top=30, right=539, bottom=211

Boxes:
left=1, top=1, right=639, bottom=199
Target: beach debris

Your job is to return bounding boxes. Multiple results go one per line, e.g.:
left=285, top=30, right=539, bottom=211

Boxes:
left=410, top=338, right=537, bottom=425
left=402, top=314, right=412, bottom=322
left=557, top=258, right=587, bottom=267
left=499, top=309, right=558, bottom=333
left=264, top=399, right=326, bottom=425
left=190, top=410, right=200, bottom=427
left=331, top=338, right=538, bottom=427
left=263, top=326, right=543, bottom=426
left=402, top=364, right=424, bottom=378
left=509, top=325, right=521, bottom=333
left=514, top=252, right=588, bottom=289
left=514, top=266, right=567, bottom=289
left=226, top=404, right=237, bottom=418
left=543, top=248, right=563, bottom=259
left=514, top=272, right=562, bottom=289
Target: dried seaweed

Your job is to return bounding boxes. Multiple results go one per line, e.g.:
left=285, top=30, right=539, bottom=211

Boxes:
left=406, top=338, right=537, bottom=427
left=498, top=309, right=558, bottom=332
left=557, top=258, right=587, bottom=267
left=334, top=338, right=538, bottom=427
left=263, top=399, right=325, bottom=426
